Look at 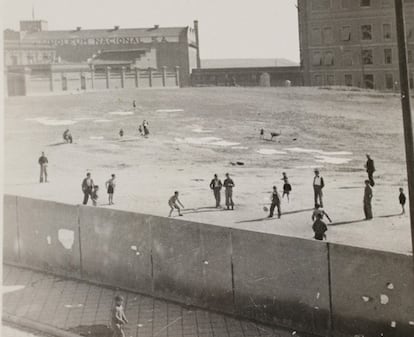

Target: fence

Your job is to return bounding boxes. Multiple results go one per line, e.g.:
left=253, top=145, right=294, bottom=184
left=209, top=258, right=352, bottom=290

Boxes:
left=3, top=194, right=414, bottom=337
left=5, top=66, right=180, bottom=97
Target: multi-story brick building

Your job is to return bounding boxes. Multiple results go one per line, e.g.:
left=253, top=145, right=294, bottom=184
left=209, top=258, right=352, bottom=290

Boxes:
left=298, top=0, right=414, bottom=89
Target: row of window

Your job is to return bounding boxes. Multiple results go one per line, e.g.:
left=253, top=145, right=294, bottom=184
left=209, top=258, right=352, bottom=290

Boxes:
left=311, top=23, right=398, bottom=44
left=311, top=0, right=414, bottom=11
left=313, top=72, right=414, bottom=89
left=312, top=49, right=413, bottom=66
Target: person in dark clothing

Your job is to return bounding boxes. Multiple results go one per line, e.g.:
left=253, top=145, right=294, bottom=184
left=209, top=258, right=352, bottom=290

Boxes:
left=209, top=174, right=223, bottom=208
left=399, top=187, right=406, bottom=214
left=38, top=152, right=48, bottom=183
left=365, top=154, right=375, bottom=186
left=260, top=128, right=264, bottom=139
left=81, top=172, right=94, bottom=205
left=312, top=213, right=328, bottom=241
left=364, top=179, right=373, bottom=220
left=223, top=173, right=235, bottom=210
left=268, top=186, right=281, bottom=218
left=281, top=172, right=292, bottom=202
left=119, top=128, right=124, bottom=138
left=313, top=169, right=325, bottom=208
left=63, top=129, right=73, bottom=143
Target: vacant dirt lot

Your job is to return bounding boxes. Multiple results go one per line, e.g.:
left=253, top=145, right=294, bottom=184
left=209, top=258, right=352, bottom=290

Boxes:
left=4, top=87, right=412, bottom=254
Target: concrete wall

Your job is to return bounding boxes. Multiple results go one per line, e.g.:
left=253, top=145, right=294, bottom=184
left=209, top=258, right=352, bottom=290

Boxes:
left=3, top=195, right=414, bottom=337
left=330, top=244, right=414, bottom=337
left=231, top=229, right=330, bottom=335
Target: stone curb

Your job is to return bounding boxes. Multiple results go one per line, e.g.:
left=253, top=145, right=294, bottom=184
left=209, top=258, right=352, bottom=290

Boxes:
left=2, top=313, right=81, bottom=337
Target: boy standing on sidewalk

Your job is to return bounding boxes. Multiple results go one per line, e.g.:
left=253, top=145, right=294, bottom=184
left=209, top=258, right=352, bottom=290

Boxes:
left=399, top=187, right=406, bottom=214
left=111, top=295, right=128, bottom=337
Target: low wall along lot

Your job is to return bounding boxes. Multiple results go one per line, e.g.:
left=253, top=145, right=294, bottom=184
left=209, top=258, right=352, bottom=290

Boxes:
left=3, top=194, right=414, bottom=337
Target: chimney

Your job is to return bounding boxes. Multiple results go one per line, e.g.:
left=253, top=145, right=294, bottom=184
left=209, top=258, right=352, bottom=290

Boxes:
left=193, top=20, right=201, bottom=69
left=154, top=24, right=159, bottom=29
left=76, top=26, right=81, bottom=31
left=114, top=25, right=120, bottom=30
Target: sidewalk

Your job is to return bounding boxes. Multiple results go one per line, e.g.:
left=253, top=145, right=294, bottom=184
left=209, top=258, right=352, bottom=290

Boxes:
left=2, top=265, right=302, bottom=337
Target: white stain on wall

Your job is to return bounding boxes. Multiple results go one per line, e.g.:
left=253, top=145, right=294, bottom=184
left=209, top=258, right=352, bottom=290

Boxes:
left=58, top=229, right=75, bottom=250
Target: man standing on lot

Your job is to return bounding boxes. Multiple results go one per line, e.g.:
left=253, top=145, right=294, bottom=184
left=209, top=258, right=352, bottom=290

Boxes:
left=364, top=179, right=373, bottom=220
left=38, top=152, right=48, bottom=183
left=365, top=154, right=375, bottom=186
left=313, top=169, right=324, bottom=208
left=209, top=174, right=223, bottom=208
left=268, top=186, right=282, bottom=218
left=82, top=172, right=94, bottom=205
left=223, top=173, right=235, bottom=210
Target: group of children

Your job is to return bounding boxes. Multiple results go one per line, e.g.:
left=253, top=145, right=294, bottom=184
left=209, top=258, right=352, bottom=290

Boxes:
left=82, top=173, right=117, bottom=206
left=119, top=120, right=150, bottom=139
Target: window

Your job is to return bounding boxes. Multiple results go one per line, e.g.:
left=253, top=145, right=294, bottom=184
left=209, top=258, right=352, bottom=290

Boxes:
left=384, top=49, right=392, bottom=64
left=362, top=49, right=373, bottom=64
left=361, top=25, right=372, bottom=40
left=327, top=75, right=335, bottom=86
left=383, top=24, right=391, bottom=40
left=341, top=26, right=351, bottom=41
left=385, top=73, right=394, bottom=89
left=312, top=0, right=331, bottom=10
left=364, top=74, right=374, bottom=89
left=342, top=52, right=353, bottom=66
left=324, top=51, right=334, bottom=65
left=27, top=55, right=34, bottom=64
left=344, top=74, right=353, bottom=86
left=314, top=74, right=323, bottom=86
left=360, top=0, right=371, bottom=7
left=312, top=28, right=322, bottom=44
left=312, top=52, right=322, bottom=66
left=323, top=27, right=334, bottom=43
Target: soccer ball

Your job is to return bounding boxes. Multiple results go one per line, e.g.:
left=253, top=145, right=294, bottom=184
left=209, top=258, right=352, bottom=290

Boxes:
left=263, top=206, right=269, bottom=212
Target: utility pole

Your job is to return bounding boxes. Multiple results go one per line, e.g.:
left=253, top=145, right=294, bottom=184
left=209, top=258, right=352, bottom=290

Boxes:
left=394, top=0, right=414, bottom=259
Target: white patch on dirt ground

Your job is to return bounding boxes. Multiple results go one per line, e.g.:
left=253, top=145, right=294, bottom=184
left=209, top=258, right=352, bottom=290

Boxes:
left=2, top=285, right=25, bottom=294
left=294, top=165, right=324, bottom=169
left=175, top=137, right=240, bottom=147
left=314, top=155, right=352, bottom=164
left=156, top=109, right=184, bottom=113
left=285, top=147, right=352, bottom=156
left=74, top=117, right=94, bottom=121
left=89, top=136, right=104, bottom=140
left=192, top=128, right=213, bottom=133
left=257, top=149, right=287, bottom=155
left=94, top=119, right=112, bottom=123
left=108, top=111, right=134, bottom=116
left=58, top=229, right=75, bottom=249
left=26, top=118, right=77, bottom=126
left=232, top=146, right=249, bottom=150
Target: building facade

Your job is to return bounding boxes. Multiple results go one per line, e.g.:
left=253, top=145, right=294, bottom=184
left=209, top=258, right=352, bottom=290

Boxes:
left=298, top=0, right=414, bottom=90
left=4, top=20, right=200, bottom=87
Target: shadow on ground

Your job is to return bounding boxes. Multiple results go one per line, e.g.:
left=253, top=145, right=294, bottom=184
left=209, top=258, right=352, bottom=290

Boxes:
left=68, top=325, right=113, bottom=337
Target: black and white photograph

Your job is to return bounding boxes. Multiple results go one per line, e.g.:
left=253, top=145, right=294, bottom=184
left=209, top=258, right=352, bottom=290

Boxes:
left=1, top=0, right=414, bottom=336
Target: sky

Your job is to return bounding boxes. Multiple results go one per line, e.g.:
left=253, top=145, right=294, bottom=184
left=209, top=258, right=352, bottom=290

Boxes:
left=2, top=0, right=300, bottom=62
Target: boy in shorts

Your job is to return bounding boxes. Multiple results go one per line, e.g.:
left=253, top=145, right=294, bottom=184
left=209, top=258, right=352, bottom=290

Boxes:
left=111, top=295, right=128, bottom=337
left=168, top=191, right=184, bottom=217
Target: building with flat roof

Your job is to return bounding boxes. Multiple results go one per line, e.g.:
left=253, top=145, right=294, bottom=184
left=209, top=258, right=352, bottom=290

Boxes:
left=298, top=0, right=414, bottom=90
left=4, top=19, right=200, bottom=87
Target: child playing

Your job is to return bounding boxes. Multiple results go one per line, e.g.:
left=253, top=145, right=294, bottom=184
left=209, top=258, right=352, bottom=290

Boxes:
left=260, top=128, right=264, bottom=139
left=399, top=187, right=406, bottom=214
left=312, top=213, right=328, bottom=241
left=281, top=172, right=292, bottom=202
left=111, top=295, right=128, bottom=337
left=119, top=128, right=124, bottom=138
left=106, top=174, right=116, bottom=205
left=168, top=191, right=184, bottom=217
left=91, top=185, right=99, bottom=207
